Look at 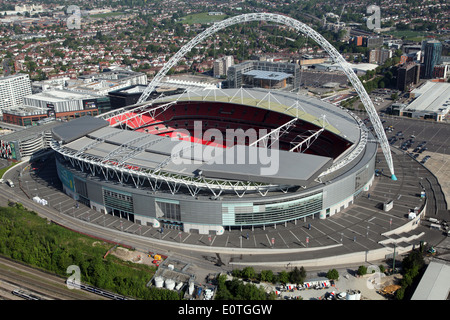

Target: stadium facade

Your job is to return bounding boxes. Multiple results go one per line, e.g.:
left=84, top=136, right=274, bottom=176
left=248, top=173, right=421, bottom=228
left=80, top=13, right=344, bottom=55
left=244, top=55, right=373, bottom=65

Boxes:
left=51, top=88, right=376, bottom=235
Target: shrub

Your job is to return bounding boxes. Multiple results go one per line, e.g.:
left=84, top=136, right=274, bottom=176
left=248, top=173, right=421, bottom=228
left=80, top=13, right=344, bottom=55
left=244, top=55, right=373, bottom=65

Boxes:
left=357, top=265, right=367, bottom=276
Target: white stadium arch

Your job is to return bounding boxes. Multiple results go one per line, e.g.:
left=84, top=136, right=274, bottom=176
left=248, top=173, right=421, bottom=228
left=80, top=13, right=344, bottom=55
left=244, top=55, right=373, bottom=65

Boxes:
left=137, top=12, right=397, bottom=180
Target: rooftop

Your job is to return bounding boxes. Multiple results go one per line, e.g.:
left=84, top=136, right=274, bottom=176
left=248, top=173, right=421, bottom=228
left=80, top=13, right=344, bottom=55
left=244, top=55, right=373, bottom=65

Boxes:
left=243, top=70, right=292, bottom=82
left=2, top=105, right=47, bottom=116
left=0, top=119, right=62, bottom=142
left=411, top=261, right=450, bottom=300
left=25, top=89, right=101, bottom=103
left=408, top=81, right=450, bottom=114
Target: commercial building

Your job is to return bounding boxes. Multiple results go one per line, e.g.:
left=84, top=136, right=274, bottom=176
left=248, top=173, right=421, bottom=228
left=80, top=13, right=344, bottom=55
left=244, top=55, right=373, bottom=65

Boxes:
left=398, top=81, right=450, bottom=121
left=1, top=89, right=111, bottom=126
left=2, top=105, right=50, bottom=126
left=0, top=74, right=32, bottom=114
left=79, top=69, right=147, bottom=87
left=411, top=261, right=450, bottom=300
left=227, top=61, right=301, bottom=89
left=23, top=90, right=102, bottom=114
left=66, top=69, right=147, bottom=97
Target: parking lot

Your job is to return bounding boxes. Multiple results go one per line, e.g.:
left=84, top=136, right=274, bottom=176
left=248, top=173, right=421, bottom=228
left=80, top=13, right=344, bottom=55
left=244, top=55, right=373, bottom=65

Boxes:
left=374, top=115, right=450, bottom=205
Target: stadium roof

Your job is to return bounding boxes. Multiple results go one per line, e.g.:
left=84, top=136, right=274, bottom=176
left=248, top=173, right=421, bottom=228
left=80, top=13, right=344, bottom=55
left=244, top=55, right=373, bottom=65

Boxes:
left=55, top=117, right=333, bottom=186
left=52, top=116, right=109, bottom=144
left=198, top=145, right=332, bottom=185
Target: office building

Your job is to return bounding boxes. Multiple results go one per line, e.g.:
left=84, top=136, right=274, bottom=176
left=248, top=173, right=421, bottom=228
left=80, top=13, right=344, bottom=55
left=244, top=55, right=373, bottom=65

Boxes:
left=423, top=40, right=442, bottom=79
left=397, top=63, right=420, bottom=92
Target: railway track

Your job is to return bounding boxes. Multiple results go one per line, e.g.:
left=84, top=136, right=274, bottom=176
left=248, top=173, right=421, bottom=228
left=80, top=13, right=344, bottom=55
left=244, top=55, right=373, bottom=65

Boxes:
left=0, top=256, right=105, bottom=300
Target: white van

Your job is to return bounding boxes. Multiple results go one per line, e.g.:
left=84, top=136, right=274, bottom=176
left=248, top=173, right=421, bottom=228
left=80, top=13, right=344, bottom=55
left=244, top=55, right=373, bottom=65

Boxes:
left=428, top=217, right=439, bottom=224
left=6, top=179, right=14, bottom=188
left=430, top=223, right=440, bottom=231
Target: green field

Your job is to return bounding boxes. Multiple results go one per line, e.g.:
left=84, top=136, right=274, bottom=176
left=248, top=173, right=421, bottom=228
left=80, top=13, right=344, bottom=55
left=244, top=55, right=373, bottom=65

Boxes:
left=180, top=12, right=228, bottom=25
left=385, top=30, right=438, bottom=42
left=89, top=11, right=126, bottom=19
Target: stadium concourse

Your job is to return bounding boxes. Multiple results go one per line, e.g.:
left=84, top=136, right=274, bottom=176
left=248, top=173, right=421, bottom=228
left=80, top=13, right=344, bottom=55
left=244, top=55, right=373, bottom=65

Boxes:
left=8, top=138, right=447, bottom=268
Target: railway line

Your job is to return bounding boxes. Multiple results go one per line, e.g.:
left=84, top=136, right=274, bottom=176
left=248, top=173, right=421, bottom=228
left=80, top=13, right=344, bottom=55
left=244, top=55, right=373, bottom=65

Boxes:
left=0, top=256, right=106, bottom=300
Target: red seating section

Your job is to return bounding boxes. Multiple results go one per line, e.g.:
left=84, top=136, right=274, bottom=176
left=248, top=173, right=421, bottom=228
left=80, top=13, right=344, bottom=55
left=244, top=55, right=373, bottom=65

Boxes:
left=107, top=101, right=350, bottom=158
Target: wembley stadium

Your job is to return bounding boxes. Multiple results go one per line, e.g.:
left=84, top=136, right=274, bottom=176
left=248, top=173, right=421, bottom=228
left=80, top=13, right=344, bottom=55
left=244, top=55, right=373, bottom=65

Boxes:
left=50, top=87, right=377, bottom=235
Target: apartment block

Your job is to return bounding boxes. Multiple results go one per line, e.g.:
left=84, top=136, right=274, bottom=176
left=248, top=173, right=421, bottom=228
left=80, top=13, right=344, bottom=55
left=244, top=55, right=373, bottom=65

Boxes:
left=0, top=74, right=32, bottom=113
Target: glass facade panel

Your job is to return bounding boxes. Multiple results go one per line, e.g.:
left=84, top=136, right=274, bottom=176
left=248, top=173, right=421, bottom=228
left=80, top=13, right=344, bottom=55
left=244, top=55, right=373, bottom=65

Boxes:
left=155, top=198, right=181, bottom=222
left=103, top=188, right=133, bottom=213
left=223, top=192, right=323, bottom=226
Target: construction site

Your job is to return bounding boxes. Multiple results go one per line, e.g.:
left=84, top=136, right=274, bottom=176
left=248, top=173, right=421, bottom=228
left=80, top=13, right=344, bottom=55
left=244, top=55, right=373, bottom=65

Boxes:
left=109, top=246, right=217, bottom=300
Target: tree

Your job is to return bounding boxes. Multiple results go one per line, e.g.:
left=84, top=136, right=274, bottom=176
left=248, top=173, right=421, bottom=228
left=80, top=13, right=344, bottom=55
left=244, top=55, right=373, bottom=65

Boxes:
left=277, top=270, right=290, bottom=284
left=260, top=270, right=274, bottom=283
left=402, top=250, right=424, bottom=271
left=326, top=269, right=339, bottom=281
left=395, top=287, right=405, bottom=300
left=242, top=266, right=256, bottom=280
left=289, top=267, right=306, bottom=284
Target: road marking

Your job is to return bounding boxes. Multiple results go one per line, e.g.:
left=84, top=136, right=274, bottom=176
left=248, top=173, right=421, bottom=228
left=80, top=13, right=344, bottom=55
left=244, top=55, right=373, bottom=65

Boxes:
left=289, top=230, right=302, bottom=245
left=182, top=233, right=191, bottom=243
left=265, top=234, right=272, bottom=247
left=277, top=232, right=289, bottom=248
